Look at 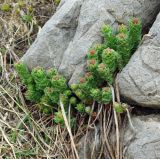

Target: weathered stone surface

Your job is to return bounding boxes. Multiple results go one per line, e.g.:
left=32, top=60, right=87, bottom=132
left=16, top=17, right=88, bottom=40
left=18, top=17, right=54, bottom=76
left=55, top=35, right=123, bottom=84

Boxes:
left=124, top=115, right=160, bottom=159
left=119, top=13, right=160, bottom=108
left=22, top=0, right=160, bottom=84
left=77, top=124, right=102, bottom=159
left=22, top=0, right=83, bottom=69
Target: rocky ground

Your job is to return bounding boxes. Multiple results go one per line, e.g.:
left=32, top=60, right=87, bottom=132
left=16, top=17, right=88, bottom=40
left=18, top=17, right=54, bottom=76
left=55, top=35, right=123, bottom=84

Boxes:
left=1, top=0, right=160, bottom=159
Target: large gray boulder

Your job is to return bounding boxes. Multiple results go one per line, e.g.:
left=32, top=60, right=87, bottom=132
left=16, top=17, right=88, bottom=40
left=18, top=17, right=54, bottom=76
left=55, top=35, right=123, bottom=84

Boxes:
left=22, top=0, right=160, bottom=84
left=124, top=115, right=160, bottom=159
left=119, top=12, right=160, bottom=108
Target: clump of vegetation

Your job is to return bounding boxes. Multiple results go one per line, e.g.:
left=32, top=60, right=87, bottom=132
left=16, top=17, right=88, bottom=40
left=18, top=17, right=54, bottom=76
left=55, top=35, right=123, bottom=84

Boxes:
left=72, top=17, right=142, bottom=107
left=1, top=3, right=10, bottom=12
left=14, top=17, right=142, bottom=126
left=21, top=14, right=33, bottom=23
left=102, top=18, right=141, bottom=67
left=15, top=63, right=69, bottom=111
left=14, top=62, right=78, bottom=126
left=0, top=0, right=59, bottom=59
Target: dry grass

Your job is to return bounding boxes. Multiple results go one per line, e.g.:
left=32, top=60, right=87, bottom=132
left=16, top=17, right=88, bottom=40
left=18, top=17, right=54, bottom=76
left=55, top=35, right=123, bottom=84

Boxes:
left=0, top=1, right=132, bottom=158
left=0, top=0, right=57, bottom=58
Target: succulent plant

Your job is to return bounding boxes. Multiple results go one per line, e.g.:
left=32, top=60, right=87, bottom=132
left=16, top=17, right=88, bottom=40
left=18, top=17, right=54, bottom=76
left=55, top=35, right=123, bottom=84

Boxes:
left=25, top=84, right=43, bottom=102
left=97, top=63, right=109, bottom=79
left=101, top=24, right=117, bottom=50
left=14, top=63, right=70, bottom=114
left=54, top=111, right=65, bottom=126
left=60, top=94, right=69, bottom=108
left=47, top=68, right=57, bottom=79
left=15, top=17, right=142, bottom=126
left=102, top=48, right=119, bottom=73
left=31, top=67, right=50, bottom=90
left=113, top=102, right=124, bottom=113
left=87, top=49, right=98, bottom=60
left=116, top=33, right=131, bottom=67
left=101, top=87, right=112, bottom=104
left=87, top=59, right=98, bottom=72
left=85, top=106, right=92, bottom=115
left=118, top=24, right=128, bottom=34
left=51, top=75, right=67, bottom=92
left=129, top=17, right=142, bottom=52
left=70, top=97, right=77, bottom=106
left=14, top=62, right=33, bottom=85
left=75, top=89, right=86, bottom=100
left=92, top=44, right=106, bottom=62
left=53, top=110, right=76, bottom=127
left=76, top=103, right=85, bottom=114
left=97, top=63, right=113, bottom=84
left=90, top=88, right=101, bottom=103
left=70, top=84, right=79, bottom=91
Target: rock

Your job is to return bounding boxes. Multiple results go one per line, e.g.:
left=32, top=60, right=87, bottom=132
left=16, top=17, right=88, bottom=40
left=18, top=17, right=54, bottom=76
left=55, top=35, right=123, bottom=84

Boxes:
left=22, top=0, right=160, bottom=84
left=124, top=115, right=160, bottom=159
left=119, top=12, right=160, bottom=108
left=22, top=0, right=83, bottom=69
left=77, top=124, right=102, bottom=159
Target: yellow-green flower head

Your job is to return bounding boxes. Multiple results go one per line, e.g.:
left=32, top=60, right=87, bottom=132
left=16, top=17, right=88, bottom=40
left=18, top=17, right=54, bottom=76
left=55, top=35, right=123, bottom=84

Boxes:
left=102, top=24, right=112, bottom=33
left=52, top=74, right=60, bottom=80
left=98, top=63, right=106, bottom=70
left=71, top=84, right=78, bottom=91
left=32, top=66, right=45, bottom=75
left=97, top=63, right=109, bottom=77
left=1, top=3, right=10, bottom=12
left=102, top=87, right=112, bottom=104
left=64, top=90, right=72, bottom=97
left=113, top=102, right=124, bottom=113
left=54, top=111, right=64, bottom=126
left=44, top=87, right=54, bottom=94
left=70, top=97, right=77, bottom=105
left=76, top=103, right=85, bottom=113
left=47, top=68, right=57, bottom=77
left=85, top=106, right=92, bottom=115
left=94, top=44, right=102, bottom=50
left=118, top=24, right=128, bottom=33
left=75, top=89, right=85, bottom=99
left=91, top=88, right=100, bottom=96
left=90, top=88, right=101, bottom=102
left=104, top=48, right=114, bottom=54
left=117, top=33, right=126, bottom=39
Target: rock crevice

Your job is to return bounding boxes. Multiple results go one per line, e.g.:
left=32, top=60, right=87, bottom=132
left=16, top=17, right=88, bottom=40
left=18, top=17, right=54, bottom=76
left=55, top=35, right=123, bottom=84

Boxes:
left=119, top=12, right=160, bottom=108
